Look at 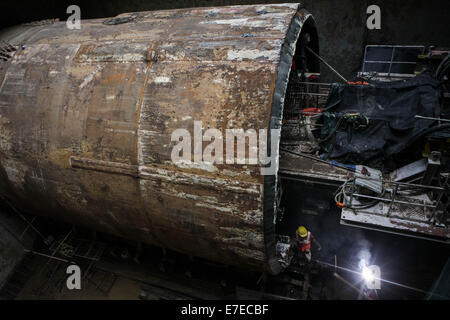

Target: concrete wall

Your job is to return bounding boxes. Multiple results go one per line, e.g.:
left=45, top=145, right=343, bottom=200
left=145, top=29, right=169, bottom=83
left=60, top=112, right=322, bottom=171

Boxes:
left=2, top=0, right=449, bottom=81
left=301, top=0, right=450, bottom=81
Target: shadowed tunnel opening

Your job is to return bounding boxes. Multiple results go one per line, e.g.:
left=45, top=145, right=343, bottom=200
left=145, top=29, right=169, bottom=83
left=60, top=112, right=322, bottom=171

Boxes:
left=263, top=12, right=320, bottom=275
left=280, top=181, right=450, bottom=299
left=268, top=11, right=450, bottom=299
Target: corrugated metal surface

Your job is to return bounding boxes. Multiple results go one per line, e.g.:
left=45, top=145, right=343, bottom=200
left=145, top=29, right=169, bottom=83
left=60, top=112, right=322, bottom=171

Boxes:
left=0, top=3, right=315, bottom=273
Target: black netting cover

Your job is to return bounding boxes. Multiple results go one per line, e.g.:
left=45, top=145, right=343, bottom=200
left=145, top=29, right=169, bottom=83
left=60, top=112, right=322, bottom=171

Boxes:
left=321, top=74, right=445, bottom=164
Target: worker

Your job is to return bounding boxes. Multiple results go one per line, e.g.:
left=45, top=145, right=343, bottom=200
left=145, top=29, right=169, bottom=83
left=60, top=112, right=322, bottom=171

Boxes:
left=296, top=226, right=321, bottom=262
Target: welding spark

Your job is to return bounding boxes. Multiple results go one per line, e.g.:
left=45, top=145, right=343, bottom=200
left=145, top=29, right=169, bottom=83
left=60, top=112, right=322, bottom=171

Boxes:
left=361, top=265, right=375, bottom=283
left=359, top=258, right=376, bottom=284
left=314, top=259, right=448, bottom=299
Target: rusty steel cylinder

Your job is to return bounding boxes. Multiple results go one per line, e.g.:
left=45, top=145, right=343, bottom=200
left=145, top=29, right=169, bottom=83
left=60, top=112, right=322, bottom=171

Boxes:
left=0, top=3, right=317, bottom=274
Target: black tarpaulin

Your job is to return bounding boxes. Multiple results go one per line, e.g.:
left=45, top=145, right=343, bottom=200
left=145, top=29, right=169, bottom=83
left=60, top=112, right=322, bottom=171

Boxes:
left=321, top=74, right=444, bottom=165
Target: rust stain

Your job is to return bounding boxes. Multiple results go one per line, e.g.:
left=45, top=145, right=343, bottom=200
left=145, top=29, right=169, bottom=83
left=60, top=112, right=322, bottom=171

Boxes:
left=0, top=3, right=306, bottom=272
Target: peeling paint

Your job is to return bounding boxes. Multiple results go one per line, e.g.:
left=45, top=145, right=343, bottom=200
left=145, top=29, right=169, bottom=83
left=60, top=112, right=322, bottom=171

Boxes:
left=154, top=76, right=171, bottom=83
left=174, top=160, right=219, bottom=173
left=227, top=49, right=280, bottom=61
left=0, top=3, right=304, bottom=272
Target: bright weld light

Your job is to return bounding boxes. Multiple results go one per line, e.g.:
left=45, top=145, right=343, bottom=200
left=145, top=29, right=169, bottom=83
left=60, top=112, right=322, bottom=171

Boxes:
left=362, top=266, right=374, bottom=282
left=359, top=258, right=374, bottom=283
